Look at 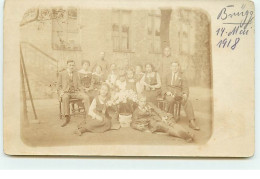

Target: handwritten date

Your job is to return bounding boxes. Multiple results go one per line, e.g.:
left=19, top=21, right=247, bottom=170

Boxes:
left=216, top=37, right=240, bottom=50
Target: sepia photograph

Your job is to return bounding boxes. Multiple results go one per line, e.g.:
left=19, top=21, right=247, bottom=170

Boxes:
left=19, top=6, right=212, bottom=146
left=4, top=0, right=255, bottom=157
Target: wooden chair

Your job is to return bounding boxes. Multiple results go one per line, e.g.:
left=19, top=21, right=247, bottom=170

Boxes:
left=157, top=96, right=182, bottom=122
left=157, top=97, right=166, bottom=110
left=59, top=97, right=86, bottom=120
left=170, top=98, right=182, bottom=122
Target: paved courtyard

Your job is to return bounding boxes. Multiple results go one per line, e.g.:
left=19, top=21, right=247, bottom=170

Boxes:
left=21, top=87, right=212, bottom=147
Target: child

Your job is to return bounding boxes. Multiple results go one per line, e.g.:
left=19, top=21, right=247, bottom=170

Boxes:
left=135, top=65, right=144, bottom=82
left=126, top=68, right=136, bottom=91
left=106, top=63, right=118, bottom=89
left=131, top=95, right=194, bottom=142
left=92, top=65, right=105, bottom=90
left=115, top=70, right=127, bottom=91
left=135, top=65, right=144, bottom=94
left=75, top=83, right=120, bottom=136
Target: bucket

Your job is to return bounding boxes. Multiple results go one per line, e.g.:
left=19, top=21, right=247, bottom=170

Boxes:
left=119, top=113, right=132, bottom=127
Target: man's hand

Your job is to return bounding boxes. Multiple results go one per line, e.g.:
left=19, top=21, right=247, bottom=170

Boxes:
left=183, top=94, right=188, bottom=102
left=59, top=91, right=64, bottom=97
left=95, top=115, right=103, bottom=121
left=137, top=124, right=145, bottom=130
left=166, top=92, right=172, bottom=96
left=150, top=85, right=155, bottom=90
left=162, top=116, right=168, bottom=122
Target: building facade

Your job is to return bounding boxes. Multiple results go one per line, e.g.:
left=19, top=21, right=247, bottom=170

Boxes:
left=20, top=7, right=211, bottom=99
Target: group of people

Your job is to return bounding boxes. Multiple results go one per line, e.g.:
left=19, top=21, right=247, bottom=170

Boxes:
left=57, top=48, right=200, bottom=142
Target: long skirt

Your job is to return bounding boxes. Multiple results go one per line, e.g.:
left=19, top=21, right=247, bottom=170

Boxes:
left=143, top=89, right=161, bottom=105
left=86, top=89, right=99, bottom=103
left=77, top=107, right=120, bottom=133
left=78, top=115, right=111, bottom=133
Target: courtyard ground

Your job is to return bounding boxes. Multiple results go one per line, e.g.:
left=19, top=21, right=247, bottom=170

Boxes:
left=21, top=87, right=212, bottom=147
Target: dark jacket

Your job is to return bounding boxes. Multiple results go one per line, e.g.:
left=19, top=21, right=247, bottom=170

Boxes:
left=162, top=72, right=189, bottom=97
left=57, top=70, right=82, bottom=93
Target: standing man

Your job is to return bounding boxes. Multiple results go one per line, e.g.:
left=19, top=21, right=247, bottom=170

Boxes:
left=58, top=60, right=90, bottom=127
left=93, top=51, right=109, bottom=76
left=157, top=46, right=172, bottom=81
left=163, top=61, right=200, bottom=130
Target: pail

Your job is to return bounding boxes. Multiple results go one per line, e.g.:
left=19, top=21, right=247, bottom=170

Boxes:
left=119, top=113, right=132, bottom=127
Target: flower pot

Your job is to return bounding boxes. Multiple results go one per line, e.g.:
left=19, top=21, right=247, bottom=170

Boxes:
left=119, top=113, right=132, bottom=127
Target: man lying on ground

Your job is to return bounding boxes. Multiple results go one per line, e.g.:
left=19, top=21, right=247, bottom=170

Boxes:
left=131, top=95, right=194, bottom=142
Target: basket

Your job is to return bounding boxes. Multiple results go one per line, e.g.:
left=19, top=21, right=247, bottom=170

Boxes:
left=119, top=113, right=132, bottom=127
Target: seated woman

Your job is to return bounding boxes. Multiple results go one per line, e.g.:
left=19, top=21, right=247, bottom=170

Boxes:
left=75, top=83, right=120, bottom=136
left=140, top=63, right=162, bottom=105
left=126, top=68, right=136, bottom=91
left=78, top=60, right=92, bottom=87
left=115, top=70, right=127, bottom=92
left=87, top=65, right=105, bottom=99
left=92, top=65, right=105, bottom=89
left=106, top=63, right=118, bottom=89
left=131, top=95, right=194, bottom=142
left=134, top=65, right=145, bottom=94
left=78, top=60, right=93, bottom=100
left=113, top=71, right=132, bottom=114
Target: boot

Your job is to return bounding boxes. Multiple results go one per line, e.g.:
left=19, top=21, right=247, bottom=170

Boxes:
left=185, top=132, right=194, bottom=143
left=74, top=129, right=82, bottom=136
left=61, top=115, right=70, bottom=127
left=110, top=122, right=121, bottom=130
left=168, top=126, right=194, bottom=142
left=189, top=119, right=200, bottom=131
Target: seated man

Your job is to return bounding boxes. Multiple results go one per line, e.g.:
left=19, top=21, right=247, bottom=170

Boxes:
left=163, top=60, right=200, bottom=130
left=131, top=95, right=194, bottom=142
left=57, top=60, right=90, bottom=127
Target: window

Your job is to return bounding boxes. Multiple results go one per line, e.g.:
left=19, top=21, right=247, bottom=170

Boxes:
left=147, top=10, right=161, bottom=53
left=52, top=7, right=81, bottom=51
left=112, top=10, right=131, bottom=52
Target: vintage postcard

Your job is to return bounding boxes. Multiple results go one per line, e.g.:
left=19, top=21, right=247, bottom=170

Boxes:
left=3, top=0, right=255, bottom=157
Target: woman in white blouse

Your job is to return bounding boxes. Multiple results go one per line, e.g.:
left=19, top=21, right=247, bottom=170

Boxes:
left=75, top=83, right=120, bottom=136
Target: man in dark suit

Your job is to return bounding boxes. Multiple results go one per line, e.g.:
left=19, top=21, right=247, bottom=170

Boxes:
left=57, top=60, right=90, bottom=127
left=92, top=51, right=109, bottom=76
left=163, top=60, right=200, bottom=130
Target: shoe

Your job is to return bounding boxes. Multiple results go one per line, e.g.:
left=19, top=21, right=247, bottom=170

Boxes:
left=185, top=133, right=194, bottom=143
left=110, top=122, right=121, bottom=130
left=74, top=129, right=82, bottom=136
left=61, top=116, right=70, bottom=127
left=144, top=129, right=151, bottom=133
left=61, top=120, right=69, bottom=127
left=189, top=119, right=200, bottom=131
left=185, top=137, right=193, bottom=143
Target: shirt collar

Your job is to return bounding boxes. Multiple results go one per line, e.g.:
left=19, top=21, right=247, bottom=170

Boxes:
left=172, top=71, right=179, bottom=75
left=78, top=69, right=91, bottom=74
left=67, top=69, right=73, bottom=74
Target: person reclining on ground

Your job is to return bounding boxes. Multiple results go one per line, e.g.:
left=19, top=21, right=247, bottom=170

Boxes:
left=131, top=95, right=194, bottom=142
